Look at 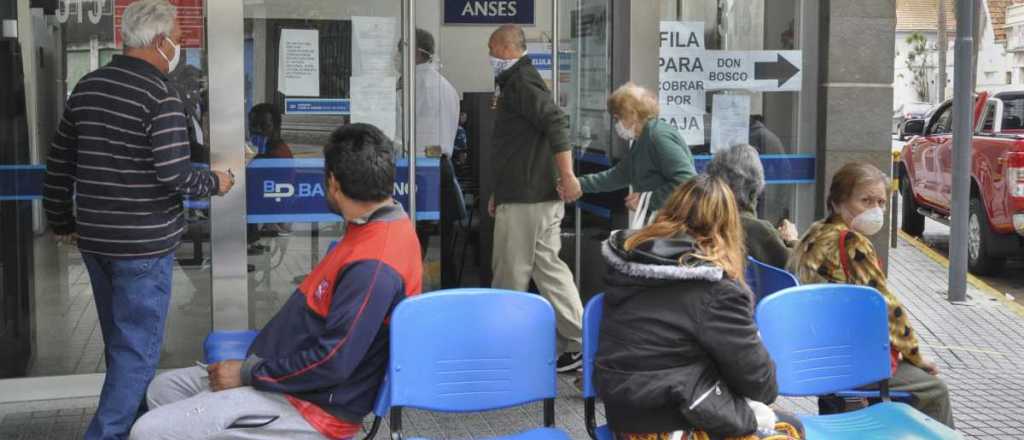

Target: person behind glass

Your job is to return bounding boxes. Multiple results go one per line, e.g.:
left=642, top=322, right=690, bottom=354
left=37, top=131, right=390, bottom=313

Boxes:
left=248, top=103, right=293, bottom=159
left=41, top=1, right=235, bottom=438
left=787, top=162, right=954, bottom=427
left=247, top=103, right=293, bottom=244
left=567, top=82, right=696, bottom=221
left=487, top=24, right=586, bottom=372
left=130, top=123, right=422, bottom=440
left=704, top=144, right=796, bottom=269
left=596, top=175, right=803, bottom=440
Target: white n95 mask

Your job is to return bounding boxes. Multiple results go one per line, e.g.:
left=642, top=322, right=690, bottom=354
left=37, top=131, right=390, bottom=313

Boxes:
left=160, top=37, right=181, bottom=72
left=615, top=121, right=636, bottom=141
left=850, top=207, right=885, bottom=236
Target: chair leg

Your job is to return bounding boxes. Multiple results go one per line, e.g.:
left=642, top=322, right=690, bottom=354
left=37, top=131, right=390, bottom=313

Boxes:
left=543, top=398, right=555, bottom=427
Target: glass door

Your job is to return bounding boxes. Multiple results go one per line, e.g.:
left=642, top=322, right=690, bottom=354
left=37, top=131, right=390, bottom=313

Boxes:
left=0, top=0, right=215, bottom=380
left=238, top=0, right=407, bottom=328
left=558, top=0, right=614, bottom=303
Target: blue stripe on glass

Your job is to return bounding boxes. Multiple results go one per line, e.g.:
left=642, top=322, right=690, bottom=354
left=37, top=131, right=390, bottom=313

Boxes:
left=578, top=202, right=612, bottom=220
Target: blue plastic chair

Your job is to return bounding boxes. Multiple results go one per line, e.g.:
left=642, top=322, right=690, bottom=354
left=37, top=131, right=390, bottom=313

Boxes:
left=388, top=288, right=570, bottom=440
left=362, top=375, right=391, bottom=439
left=746, top=256, right=799, bottom=304
left=203, top=330, right=259, bottom=364
left=204, top=330, right=392, bottom=439
left=582, top=294, right=612, bottom=440
left=756, top=285, right=961, bottom=439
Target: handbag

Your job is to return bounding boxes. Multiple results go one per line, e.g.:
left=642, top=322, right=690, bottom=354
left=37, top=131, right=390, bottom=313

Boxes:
left=838, top=230, right=900, bottom=374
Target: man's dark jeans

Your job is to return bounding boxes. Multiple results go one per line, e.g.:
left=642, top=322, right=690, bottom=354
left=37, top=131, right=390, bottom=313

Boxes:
left=82, top=252, right=173, bottom=440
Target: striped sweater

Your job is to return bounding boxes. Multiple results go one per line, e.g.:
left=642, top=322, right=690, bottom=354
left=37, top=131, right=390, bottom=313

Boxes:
left=43, top=55, right=219, bottom=258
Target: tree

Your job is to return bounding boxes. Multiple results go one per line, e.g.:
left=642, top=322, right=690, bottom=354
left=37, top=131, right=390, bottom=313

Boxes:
left=905, top=32, right=932, bottom=102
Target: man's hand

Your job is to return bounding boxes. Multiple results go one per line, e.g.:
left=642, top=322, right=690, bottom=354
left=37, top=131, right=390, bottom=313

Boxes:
left=52, top=232, right=79, bottom=246
left=557, top=175, right=583, bottom=203
left=213, top=170, right=235, bottom=196
left=920, top=359, right=940, bottom=376
left=488, top=195, right=496, bottom=218
left=208, top=360, right=244, bottom=391
left=624, top=193, right=641, bottom=211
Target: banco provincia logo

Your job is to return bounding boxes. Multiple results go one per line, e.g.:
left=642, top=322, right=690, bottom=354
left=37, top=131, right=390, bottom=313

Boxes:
left=263, top=180, right=325, bottom=202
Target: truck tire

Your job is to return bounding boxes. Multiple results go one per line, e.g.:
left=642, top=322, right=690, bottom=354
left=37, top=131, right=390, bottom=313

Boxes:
left=900, top=175, right=925, bottom=237
left=968, top=198, right=1005, bottom=276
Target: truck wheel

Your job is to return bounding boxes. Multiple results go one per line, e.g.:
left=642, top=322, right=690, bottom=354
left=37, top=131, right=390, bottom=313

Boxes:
left=968, top=198, right=1005, bottom=276
left=900, top=175, right=925, bottom=237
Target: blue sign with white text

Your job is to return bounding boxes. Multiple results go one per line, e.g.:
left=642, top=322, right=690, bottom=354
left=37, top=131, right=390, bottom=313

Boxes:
left=284, top=98, right=351, bottom=115
left=444, top=0, right=534, bottom=24
left=528, top=53, right=552, bottom=72
left=245, top=158, right=440, bottom=223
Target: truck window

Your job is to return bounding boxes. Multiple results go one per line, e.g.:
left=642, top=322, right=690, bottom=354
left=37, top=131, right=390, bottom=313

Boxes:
left=929, top=106, right=953, bottom=135
left=981, top=103, right=996, bottom=132
left=1003, top=97, right=1024, bottom=130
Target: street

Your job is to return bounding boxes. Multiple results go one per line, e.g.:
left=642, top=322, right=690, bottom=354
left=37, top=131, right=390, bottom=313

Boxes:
left=892, top=136, right=1024, bottom=306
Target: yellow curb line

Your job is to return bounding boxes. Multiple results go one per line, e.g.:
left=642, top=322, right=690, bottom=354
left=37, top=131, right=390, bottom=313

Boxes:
left=917, top=343, right=1010, bottom=357
left=897, top=230, right=1024, bottom=318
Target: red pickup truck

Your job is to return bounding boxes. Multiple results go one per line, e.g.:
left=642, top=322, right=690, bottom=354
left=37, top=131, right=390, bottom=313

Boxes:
left=899, top=91, right=1024, bottom=274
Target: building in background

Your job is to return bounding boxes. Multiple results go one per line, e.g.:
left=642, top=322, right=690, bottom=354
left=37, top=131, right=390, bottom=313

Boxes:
left=894, top=0, right=1023, bottom=112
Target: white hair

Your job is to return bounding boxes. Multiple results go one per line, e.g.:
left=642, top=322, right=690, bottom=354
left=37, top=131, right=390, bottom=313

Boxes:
left=121, top=0, right=177, bottom=49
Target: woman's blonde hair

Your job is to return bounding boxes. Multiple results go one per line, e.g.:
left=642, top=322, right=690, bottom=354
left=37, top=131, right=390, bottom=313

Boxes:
left=607, top=82, right=660, bottom=123
left=624, top=175, right=747, bottom=284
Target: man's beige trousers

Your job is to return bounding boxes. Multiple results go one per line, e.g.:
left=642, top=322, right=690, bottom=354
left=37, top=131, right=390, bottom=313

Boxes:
left=492, top=200, right=583, bottom=353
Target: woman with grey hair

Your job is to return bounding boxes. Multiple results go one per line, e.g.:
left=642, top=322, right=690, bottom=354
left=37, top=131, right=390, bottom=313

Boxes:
left=705, top=144, right=796, bottom=268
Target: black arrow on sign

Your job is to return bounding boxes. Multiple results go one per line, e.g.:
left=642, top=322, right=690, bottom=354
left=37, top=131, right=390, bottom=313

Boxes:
left=754, top=53, right=800, bottom=87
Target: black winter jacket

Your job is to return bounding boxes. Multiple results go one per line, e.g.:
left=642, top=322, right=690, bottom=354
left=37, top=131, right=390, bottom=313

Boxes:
left=595, top=230, right=778, bottom=436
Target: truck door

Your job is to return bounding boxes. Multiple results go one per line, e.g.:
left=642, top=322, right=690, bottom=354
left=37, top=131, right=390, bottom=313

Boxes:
left=937, top=94, right=990, bottom=209
left=919, top=103, right=953, bottom=207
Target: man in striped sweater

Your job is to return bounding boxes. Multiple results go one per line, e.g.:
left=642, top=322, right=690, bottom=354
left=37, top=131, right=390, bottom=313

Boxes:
left=43, top=1, right=234, bottom=438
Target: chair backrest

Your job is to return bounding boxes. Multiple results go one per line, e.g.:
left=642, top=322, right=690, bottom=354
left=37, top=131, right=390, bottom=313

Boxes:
left=443, top=156, right=468, bottom=221
left=747, top=256, right=799, bottom=303
left=582, top=294, right=605, bottom=399
left=389, top=288, right=557, bottom=412
left=203, top=330, right=259, bottom=364
left=744, top=257, right=759, bottom=297
left=373, top=374, right=390, bottom=417
left=755, top=284, right=892, bottom=396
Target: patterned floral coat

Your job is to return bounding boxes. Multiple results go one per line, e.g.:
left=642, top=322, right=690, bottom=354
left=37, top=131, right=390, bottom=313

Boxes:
left=786, top=217, right=924, bottom=368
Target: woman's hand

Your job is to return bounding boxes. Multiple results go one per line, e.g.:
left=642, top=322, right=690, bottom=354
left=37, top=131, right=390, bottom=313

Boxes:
left=777, top=219, right=798, bottom=242
left=920, top=359, right=940, bottom=376
left=625, top=192, right=641, bottom=211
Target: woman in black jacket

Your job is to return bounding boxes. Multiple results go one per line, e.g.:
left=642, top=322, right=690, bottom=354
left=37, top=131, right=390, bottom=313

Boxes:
left=595, top=175, right=802, bottom=440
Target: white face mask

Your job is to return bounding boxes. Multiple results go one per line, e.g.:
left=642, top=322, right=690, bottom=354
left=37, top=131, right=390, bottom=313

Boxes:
left=615, top=120, right=635, bottom=141
left=159, top=37, right=181, bottom=73
left=490, top=56, right=517, bottom=77
left=849, top=206, right=885, bottom=236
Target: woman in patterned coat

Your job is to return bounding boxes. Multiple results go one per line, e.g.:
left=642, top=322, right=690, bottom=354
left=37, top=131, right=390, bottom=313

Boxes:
left=787, top=162, right=953, bottom=427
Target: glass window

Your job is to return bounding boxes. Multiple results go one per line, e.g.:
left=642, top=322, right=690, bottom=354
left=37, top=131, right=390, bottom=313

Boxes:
left=664, top=0, right=805, bottom=226
left=1002, top=95, right=1024, bottom=130
left=1, top=0, right=212, bottom=378
left=242, top=1, right=404, bottom=327
left=929, top=105, right=952, bottom=135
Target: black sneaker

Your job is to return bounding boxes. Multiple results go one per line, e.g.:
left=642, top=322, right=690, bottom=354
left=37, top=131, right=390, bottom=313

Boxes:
left=556, top=352, right=582, bottom=373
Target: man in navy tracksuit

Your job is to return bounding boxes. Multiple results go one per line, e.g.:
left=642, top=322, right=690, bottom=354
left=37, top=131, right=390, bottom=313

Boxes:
left=130, top=124, right=422, bottom=440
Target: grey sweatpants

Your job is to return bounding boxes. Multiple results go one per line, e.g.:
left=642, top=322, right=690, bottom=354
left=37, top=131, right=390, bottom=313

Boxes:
left=128, top=367, right=324, bottom=439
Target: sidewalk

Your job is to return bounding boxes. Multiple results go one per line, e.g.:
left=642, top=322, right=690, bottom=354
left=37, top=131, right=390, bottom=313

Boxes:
left=1, top=235, right=1022, bottom=439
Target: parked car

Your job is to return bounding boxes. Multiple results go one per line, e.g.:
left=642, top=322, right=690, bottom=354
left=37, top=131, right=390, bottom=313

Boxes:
left=898, top=91, right=1024, bottom=274
left=893, top=102, right=934, bottom=139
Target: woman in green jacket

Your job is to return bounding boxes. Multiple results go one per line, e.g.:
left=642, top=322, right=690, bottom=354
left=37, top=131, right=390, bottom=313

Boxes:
left=571, top=82, right=696, bottom=221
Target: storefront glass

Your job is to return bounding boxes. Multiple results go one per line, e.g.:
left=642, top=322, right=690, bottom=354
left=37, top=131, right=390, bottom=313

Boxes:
left=1, top=0, right=214, bottom=378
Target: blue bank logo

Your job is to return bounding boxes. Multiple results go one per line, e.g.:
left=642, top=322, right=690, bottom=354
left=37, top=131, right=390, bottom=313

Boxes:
left=263, top=180, right=324, bottom=202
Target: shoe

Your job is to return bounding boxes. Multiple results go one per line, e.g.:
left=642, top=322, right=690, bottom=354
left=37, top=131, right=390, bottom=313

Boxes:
left=556, top=352, right=582, bottom=373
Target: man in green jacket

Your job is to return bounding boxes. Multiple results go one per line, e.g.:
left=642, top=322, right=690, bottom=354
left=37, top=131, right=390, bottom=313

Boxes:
left=487, top=25, right=584, bottom=372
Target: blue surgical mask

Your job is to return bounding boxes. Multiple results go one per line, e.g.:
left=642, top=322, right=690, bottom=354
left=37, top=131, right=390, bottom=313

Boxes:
left=249, top=134, right=269, bottom=155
